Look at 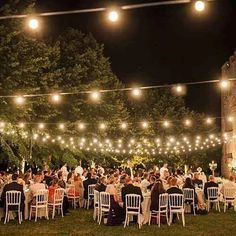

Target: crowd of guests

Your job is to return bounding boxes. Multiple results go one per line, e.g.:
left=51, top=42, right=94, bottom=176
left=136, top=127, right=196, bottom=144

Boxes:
left=1, top=162, right=236, bottom=225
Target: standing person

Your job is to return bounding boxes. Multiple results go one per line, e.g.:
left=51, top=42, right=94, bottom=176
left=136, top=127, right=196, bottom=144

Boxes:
left=125, top=160, right=134, bottom=179
left=160, top=163, right=168, bottom=179
left=75, top=161, right=84, bottom=177
left=141, top=173, right=150, bottom=189
left=1, top=173, right=25, bottom=216
left=60, top=163, right=68, bottom=181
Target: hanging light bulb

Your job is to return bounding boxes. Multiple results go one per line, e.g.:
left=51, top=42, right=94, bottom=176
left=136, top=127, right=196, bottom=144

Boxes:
left=184, top=119, right=192, bottom=127
left=90, top=91, right=101, bottom=101
left=38, top=123, right=45, bottom=129
left=163, top=120, right=170, bottom=128
left=206, top=117, right=213, bottom=125
left=18, top=122, right=25, bottom=128
left=141, top=121, right=149, bottom=129
left=58, top=123, right=65, bottom=130
left=99, top=123, right=106, bottom=130
left=194, top=1, right=205, bottom=12
left=120, top=122, right=128, bottom=130
left=78, top=122, right=85, bottom=130
left=14, top=96, right=25, bottom=105
left=28, top=18, right=39, bottom=30
left=131, top=88, right=142, bottom=98
left=108, top=10, right=119, bottom=22
left=220, top=79, right=230, bottom=90
left=51, top=93, right=61, bottom=103
left=0, top=122, right=5, bottom=128
left=227, top=116, right=234, bottom=122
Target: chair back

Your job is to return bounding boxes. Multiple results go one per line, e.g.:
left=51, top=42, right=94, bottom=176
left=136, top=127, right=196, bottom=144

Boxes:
left=224, top=187, right=236, bottom=199
left=183, top=188, right=194, bottom=201
left=53, top=188, right=64, bottom=204
left=169, top=194, right=184, bottom=210
left=100, top=192, right=110, bottom=210
left=159, top=193, right=168, bottom=210
left=66, top=184, right=76, bottom=197
left=35, top=189, right=48, bottom=206
left=6, top=191, right=21, bottom=207
left=94, top=190, right=100, bottom=208
left=88, top=184, right=96, bottom=198
left=207, top=187, right=219, bottom=200
left=125, top=194, right=141, bottom=213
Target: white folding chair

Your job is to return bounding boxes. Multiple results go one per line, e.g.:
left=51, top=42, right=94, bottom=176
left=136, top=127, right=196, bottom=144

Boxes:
left=149, top=193, right=168, bottom=227
left=93, top=190, right=100, bottom=222
left=48, top=188, right=64, bottom=219
left=99, top=192, right=110, bottom=225
left=183, top=188, right=196, bottom=215
left=223, top=187, right=236, bottom=212
left=206, top=187, right=220, bottom=212
left=4, top=191, right=23, bottom=224
left=169, top=194, right=185, bottom=227
left=124, top=194, right=142, bottom=229
left=29, top=189, right=49, bottom=222
left=66, top=184, right=80, bottom=209
left=85, top=184, right=96, bottom=210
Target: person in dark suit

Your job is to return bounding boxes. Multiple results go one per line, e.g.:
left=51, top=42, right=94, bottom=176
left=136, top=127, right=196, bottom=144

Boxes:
left=83, top=172, right=97, bottom=200
left=204, top=175, right=218, bottom=209
left=167, top=177, right=183, bottom=223
left=121, top=176, right=143, bottom=207
left=95, top=176, right=107, bottom=192
left=125, top=161, right=134, bottom=179
left=192, top=173, right=203, bottom=188
left=43, top=171, right=53, bottom=186
left=1, top=173, right=25, bottom=213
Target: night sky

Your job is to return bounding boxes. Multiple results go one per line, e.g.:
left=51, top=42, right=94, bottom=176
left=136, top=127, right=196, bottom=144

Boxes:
left=33, top=0, right=236, bottom=116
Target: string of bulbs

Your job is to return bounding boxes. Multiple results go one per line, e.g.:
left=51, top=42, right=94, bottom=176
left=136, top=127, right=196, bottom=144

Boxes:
left=1, top=78, right=234, bottom=106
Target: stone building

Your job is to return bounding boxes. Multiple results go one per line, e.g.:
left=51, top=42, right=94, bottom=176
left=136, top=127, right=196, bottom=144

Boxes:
left=221, top=50, right=236, bottom=177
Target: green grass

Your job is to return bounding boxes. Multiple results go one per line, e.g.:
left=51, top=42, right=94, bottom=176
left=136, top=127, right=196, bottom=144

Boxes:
left=0, top=208, right=235, bottom=236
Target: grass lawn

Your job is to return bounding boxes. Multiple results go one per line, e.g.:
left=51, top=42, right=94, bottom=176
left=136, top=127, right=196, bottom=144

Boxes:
left=0, top=208, right=236, bottom=236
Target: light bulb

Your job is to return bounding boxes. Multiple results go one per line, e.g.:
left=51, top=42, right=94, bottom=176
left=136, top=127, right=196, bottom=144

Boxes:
left=120, top=122, right=127, bottom=130
left=28, top=18, right=39, bottom=30
left=38, top=123, right=45, bottom=129
left=90, top=91, right=101, bottom=101
left=195, top=1, right=205, bottom=12
left=108, top=10, right=119, bottom=22
left=220, top=80, right=230, bottom=89
left=15, top=96, right=25, bottom=105
left=132, top=88, right=142, bottom=97
left=51, top=94, right=61, bottom=103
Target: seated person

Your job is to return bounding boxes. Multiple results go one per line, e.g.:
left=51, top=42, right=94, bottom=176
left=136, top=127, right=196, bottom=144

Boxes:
left=1, top=173, right=25, bottom=214
left=192, top=173, right=203, bottom=188
left=95, top=176, right=107, bottom=192
left=141, top=173, right=150, bottom=189
left=204, top=175, right=218, bottom=209
left=150, top=180, right=166, bottom=211
left=29, top=175, right=45, bottom=203
left=48, top=177, right=59, bottom=202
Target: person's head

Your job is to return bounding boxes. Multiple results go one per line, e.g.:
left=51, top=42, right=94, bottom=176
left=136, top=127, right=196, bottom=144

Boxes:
left=67, top=172, right=73, bottom=181
left=57, top=171, right=63, bottom=180
left=163, top=163, right=168, bottom=168
left=150, top=175, right=157, bottom=184
left=34, top=175, right=42, bottom=183
left=143, top=173, right=149, bottom=180
left=12, top=173, right=19, bottom=181
left=100, top=176, right=107, bottom=185
left=193, top=172, right=200, bottom=180
left=108, top=176, right=116, bottom=185
left=170, top=177, right=178, bottom=187
left=185, top=177, right=192, bottom=186
left=209, top=175, right=215, bottom=182
left=51, top=177, right=59, bottom=187
left=152, top=180, right=165, bottom=194
left=120, top=175, right=126, bottom=184
left=43, top=171, right=48, bottom=176
left=87, top=172, right=92, bottom=179
left=125, top=176, right=133, bottom=185
left=229, top=176, right=235, bottom=182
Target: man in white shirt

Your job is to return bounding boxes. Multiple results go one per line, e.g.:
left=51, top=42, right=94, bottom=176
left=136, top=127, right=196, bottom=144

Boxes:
left=160, top=163, right=168, bottom=179
left=141, top=173, right=150, bottom=189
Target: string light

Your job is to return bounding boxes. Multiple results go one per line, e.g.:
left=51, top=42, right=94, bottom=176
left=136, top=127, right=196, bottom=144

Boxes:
left=141, top=121, right=149, bottom=129
left=14, top=96, right=25, bottom=105
left=227, top=116, right=234, bottom=122
left=131, top=88, right=142, bottom=97
left=184, top=119, right=192, bottom=127
left=108, top=10, right=119, bottom=22
left=90, top=91, right=101, bottom=101
left=120, top=122, right=128, bottom=130
left=220, top=79, right=230, bottom=89
left=58, top=123, right=65, bottom=130
left=99, top=123, right=107, bottom=130
left=28, top=18, right=39, bottom=30
left=194, top=1, right=205, bottom=12
left=173, top=84, right=186, bottom=96
left=0, top=122, right=5, bottom=128
left=18, top=122, right=25, bottom=128
left=163, top=120, right=170, bottom=128
left=51, top=94, right=61, bottom=103
left=78, top=123, right=85, bottom=130
left=206, top=117, right=213, bottom=125
left=38, top=123, right=45, bottom=129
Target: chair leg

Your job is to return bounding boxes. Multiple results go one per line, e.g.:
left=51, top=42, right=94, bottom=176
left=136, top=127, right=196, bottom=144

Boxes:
left=166, top=211, right=169, bottom=226
left=224, top=202, right=226, bottom=213
left=207, top=201, right=210, bottom=212
left=52, top=206, right=55, bottom=219
left=148, top=212, right=151, bottom=225
left=138, top=214, right=141, bottom=229
left=99, top=211, right=102, bottom=225
left=87, top=199, right=89, bottom=210
left=124, top=214, right=127, bottom=228
left=18, top=210, right=21, bottom=224
left=169, top=212, right=172, bottom=226
left=182, top=212, right=185, bottom=227
left=218, top=201, right=221, bottom=212
left=35, top=208, right=38, bottom=222
left=46, top=206, right=49, bottom=220
left=61, top=205, right=64, bottom=217
left=158, top=212, right=161, bottom=227
left=4, top=210, right=8, bottom=224
left=29, top=207, right=32, bottom=220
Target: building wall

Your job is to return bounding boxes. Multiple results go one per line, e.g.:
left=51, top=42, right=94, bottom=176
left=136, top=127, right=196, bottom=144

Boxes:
left=221, top=50, right=236, bottom=177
